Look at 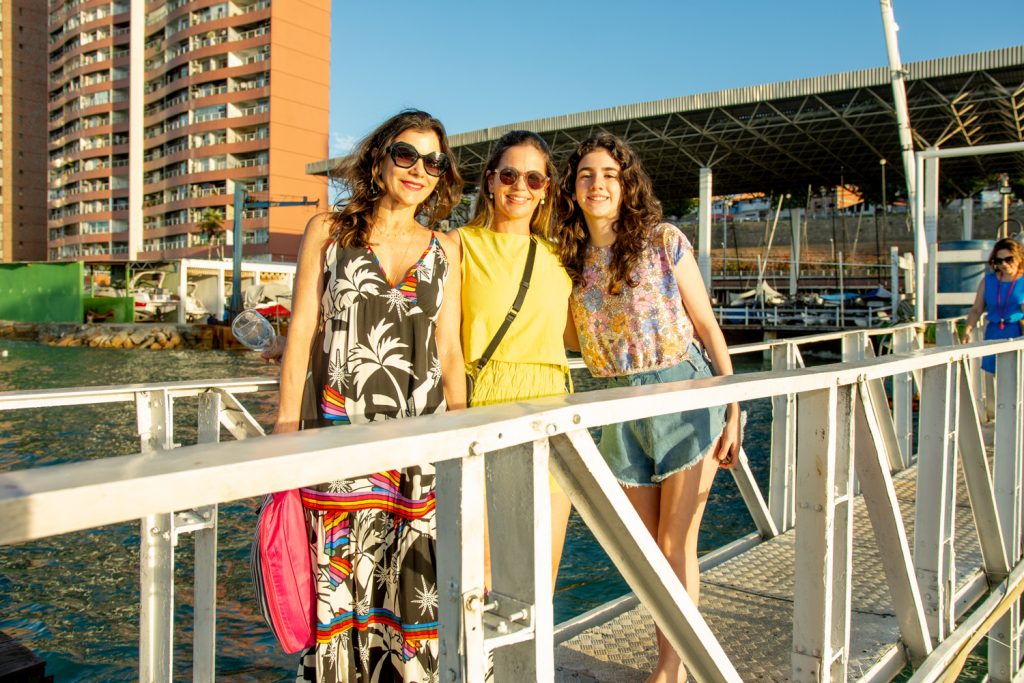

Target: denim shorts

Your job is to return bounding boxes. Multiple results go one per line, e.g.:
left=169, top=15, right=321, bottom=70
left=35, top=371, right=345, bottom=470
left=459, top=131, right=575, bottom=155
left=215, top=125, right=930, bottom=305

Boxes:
left=597, top=343, right=727, bottom=487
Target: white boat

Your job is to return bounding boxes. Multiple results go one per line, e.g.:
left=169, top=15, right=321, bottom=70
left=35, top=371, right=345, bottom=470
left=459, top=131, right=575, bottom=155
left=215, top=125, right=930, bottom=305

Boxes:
left=95, top=271, right=179, bottom=322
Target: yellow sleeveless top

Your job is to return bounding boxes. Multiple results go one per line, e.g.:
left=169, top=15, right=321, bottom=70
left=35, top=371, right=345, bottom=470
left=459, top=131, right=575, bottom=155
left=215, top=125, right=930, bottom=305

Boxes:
left=459, top=226, right=571, bottom=372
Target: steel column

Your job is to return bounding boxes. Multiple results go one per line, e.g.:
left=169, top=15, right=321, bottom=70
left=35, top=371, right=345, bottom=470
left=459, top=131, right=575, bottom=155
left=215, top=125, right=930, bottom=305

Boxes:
left=486, top=441, right=554, bottom=681
left=892, top=326, right=915, bottom=467
left=137, top=389, right=175, bottom=683
left=990, top=350, right=1024, bottom=681
left=192, top=393, right=220, bottom=683
left=915, top=363, right=958, bottom=641
left=923, top=155, right=940, bottom=320
left=698, top=168, right=713, bottom=293
left=792, top=385, right=855, bottom=682
left=769, top=342, right=799, bottom=531
left=436, top=448, right=487, bottom=683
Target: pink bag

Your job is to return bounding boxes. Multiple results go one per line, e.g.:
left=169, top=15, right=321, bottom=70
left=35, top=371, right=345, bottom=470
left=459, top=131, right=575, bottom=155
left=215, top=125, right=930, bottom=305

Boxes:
left=250, top=489, right=317, bottom=653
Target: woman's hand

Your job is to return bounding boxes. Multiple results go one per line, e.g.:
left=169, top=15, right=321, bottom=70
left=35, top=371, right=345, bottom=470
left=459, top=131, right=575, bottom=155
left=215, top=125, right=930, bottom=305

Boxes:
left=272, top=419, right=299, bottom=435
left=961, top=326, right=974, bottom=344
left=260, top=335, right=287, bottom=364
left=713, top=405, right=741, bottom=469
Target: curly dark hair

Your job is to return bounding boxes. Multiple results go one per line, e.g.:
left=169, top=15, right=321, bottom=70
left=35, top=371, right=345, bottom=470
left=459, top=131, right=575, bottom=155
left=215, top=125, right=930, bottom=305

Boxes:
left=554, top=132, right=662, bottom=293
left=466, top=130, right=557, bottom=237
left=329, top=110, right=463, bottom=247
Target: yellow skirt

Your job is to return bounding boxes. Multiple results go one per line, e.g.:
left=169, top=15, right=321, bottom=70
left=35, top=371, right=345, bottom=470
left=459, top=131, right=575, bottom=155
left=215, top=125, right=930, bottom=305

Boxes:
left=469, top=359, right=568, bottom=407
left=469, top=359, right=570, bottom=491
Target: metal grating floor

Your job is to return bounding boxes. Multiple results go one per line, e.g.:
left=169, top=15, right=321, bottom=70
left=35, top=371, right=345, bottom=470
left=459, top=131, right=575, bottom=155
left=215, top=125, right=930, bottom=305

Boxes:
left=554, top=465, right=986, bottom=682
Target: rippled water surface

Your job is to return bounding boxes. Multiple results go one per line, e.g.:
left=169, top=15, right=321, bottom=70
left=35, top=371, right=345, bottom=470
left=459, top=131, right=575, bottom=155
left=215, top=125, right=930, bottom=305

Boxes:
left=0, top=340, right=985, bottom=680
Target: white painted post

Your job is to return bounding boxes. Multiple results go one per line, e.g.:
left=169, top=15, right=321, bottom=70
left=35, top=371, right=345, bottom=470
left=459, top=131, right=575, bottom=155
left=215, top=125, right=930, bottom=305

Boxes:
left=914, top=362, right=958, bottom=642
left=137, top=390, right=175, bottom=683
left=485, top=441, right=554, bottom=682
left=961, top=196, right=973, bottom=240
left=792, top=385, right=855, bottom=682
left=436, top=448, right=487, bottom=683
left=215, top=268, right=226, bottom=322
left=890, top=246, right=900, bottom=323
left=193, top=393, right=220, bottom=683
left=923, top=155, right=940, bottom=321
left=769, top=342, right=798, bottom=532
left=990, top=349, right=1024, bottom=681
left=790, top=208, right=802, bottom=297
left=177, top=261, right=189, bottom=325
left=892, top=327, right=915, bottom=468
left=698, top=168, right=713, bottom=294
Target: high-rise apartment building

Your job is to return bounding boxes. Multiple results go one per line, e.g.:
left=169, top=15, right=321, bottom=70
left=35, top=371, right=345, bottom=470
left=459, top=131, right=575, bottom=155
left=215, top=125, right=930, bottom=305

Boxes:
left=1, top=0, right=48, bottom=261
left=47, top=0, right=329, bottom=263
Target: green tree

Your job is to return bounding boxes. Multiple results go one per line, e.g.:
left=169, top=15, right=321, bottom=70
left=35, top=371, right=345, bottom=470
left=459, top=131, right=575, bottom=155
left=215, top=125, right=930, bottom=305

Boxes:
left=198, top=208, right=225, bottom=259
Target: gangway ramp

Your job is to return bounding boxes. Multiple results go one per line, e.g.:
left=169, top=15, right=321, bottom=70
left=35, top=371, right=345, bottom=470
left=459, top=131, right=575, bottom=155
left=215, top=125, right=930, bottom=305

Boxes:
left=554, top=463, right=985, bottom=682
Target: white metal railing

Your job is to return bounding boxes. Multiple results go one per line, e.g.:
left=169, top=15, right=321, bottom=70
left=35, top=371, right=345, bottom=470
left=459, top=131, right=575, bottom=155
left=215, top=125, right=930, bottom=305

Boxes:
left=1, top=325, right=1023, bottom=682
left=713, top=304, right=893, bottom=328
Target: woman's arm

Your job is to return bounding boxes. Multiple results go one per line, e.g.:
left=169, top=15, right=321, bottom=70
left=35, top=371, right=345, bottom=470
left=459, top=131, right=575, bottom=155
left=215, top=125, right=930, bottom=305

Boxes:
left=962, top=279, right=986, bottom=343
left=274, top=213, right=331, bottom=433
left=674, top=249, right=740, bottom=468
left=563, top=308, right=580, bottom=352
left=436, top=232, right=467, bottom=410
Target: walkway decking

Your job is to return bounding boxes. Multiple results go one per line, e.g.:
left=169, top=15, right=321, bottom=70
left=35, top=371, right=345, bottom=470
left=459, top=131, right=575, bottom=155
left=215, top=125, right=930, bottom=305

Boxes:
left=554, top=463, right=983, bottom=682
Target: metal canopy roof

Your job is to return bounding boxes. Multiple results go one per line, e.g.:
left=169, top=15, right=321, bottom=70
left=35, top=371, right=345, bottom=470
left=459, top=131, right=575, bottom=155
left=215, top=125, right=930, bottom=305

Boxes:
left=309, top=45, right=1024, bottom=206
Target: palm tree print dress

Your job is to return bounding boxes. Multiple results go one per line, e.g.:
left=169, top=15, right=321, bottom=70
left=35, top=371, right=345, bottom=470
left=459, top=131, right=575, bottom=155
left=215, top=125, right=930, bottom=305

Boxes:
left=296, top=232, right=448, bottom=683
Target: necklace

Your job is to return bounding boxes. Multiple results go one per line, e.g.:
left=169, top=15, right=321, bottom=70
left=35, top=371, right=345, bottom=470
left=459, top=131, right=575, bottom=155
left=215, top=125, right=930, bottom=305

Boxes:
left=995, top=276, right=1019, bottom=330
left=372, top=227, right=423, bottom=286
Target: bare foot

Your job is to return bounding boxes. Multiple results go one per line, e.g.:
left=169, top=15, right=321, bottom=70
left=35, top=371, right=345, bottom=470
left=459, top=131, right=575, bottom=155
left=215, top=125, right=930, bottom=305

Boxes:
left=645, top=656, right=688, bottom=683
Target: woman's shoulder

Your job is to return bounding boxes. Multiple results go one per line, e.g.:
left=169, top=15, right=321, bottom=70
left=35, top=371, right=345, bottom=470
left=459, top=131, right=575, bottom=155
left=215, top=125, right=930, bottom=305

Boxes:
left=303, top=211, right=335, bottom=237
left=434, top=229, right=459, bottom=257
left=648, top=222, right=692, bottom=259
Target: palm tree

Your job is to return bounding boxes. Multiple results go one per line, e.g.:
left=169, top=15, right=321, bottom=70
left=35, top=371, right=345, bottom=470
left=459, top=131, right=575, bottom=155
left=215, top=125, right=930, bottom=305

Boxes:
left=197, top=208, right=225, bottom=259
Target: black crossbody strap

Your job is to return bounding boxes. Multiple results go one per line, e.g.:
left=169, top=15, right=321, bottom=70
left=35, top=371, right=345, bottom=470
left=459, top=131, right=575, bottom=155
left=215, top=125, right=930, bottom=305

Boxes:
left=471, top=236, right=537, bottom=377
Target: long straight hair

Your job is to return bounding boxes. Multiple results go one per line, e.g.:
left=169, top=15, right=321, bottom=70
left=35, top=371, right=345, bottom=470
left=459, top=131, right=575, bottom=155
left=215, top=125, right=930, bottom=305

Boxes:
left=329, top=110, right=463, bottom=247
left=466, top=130, right=557, bottom=237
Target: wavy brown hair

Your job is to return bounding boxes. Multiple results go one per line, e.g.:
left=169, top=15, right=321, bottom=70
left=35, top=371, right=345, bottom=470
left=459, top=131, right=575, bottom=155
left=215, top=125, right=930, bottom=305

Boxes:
left=329, top=110, right=463, bottom=247
left=466, top=130, right=557, bottom=237
left=990, top=237, right=1024, bottom=273
left=554, top=132, right=662, bottom=293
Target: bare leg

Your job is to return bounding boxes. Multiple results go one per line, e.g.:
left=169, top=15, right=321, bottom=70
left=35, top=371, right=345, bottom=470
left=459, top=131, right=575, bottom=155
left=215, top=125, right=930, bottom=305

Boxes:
left=646, top=452, right=719, bottom=683
left=549, top=486, right=573, bottom=587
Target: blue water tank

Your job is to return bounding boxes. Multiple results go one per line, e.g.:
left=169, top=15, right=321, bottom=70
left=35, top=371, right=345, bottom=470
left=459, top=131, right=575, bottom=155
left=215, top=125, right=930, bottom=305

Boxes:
left=937, top=240, right=995, bottom=318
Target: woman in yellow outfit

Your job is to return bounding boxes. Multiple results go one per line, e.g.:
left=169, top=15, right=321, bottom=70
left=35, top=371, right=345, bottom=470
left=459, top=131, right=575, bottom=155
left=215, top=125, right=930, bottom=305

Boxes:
left=450, top=130, right=574, bottom=584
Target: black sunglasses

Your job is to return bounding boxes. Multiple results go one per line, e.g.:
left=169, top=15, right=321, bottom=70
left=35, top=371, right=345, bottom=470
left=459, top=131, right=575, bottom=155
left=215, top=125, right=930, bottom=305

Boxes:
left=491, top=167, right=549, bottom=191
left=386, top=142, right=449, bottom=177
left=991, top=256, right=1016, bottom=266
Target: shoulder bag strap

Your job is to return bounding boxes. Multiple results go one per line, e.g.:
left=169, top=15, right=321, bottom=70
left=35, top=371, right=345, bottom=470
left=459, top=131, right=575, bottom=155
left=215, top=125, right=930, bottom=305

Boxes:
left=470, top=236, right=537, bottom=379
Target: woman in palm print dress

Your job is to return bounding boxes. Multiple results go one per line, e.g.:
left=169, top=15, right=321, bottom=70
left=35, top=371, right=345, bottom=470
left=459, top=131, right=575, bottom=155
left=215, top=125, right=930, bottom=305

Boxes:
left=275, top=110, right=466, bottom=683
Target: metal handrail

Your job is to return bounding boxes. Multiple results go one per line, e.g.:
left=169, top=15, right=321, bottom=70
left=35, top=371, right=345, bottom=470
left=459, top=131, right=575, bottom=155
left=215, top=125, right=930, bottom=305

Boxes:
left=1, top=327, right=1022, bottom=682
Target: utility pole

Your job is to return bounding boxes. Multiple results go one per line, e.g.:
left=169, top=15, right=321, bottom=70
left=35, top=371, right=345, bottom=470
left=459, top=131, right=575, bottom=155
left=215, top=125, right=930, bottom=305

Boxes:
left=230, top=185, right=318, bottom=317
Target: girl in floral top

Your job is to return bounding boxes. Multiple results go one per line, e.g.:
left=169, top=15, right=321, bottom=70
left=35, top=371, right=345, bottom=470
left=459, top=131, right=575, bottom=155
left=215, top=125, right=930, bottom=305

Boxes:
left=555, top=132, right=740, bottom=683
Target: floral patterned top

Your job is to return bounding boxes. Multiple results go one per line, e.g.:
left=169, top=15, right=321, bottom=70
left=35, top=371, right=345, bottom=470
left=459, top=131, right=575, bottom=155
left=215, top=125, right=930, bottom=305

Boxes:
left=570, top=223, right=694, bottom=377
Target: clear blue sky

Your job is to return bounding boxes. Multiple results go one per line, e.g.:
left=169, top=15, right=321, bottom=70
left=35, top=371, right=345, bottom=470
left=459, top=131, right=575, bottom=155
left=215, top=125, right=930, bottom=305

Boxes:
left=327, top=1, right=1021, bottom=156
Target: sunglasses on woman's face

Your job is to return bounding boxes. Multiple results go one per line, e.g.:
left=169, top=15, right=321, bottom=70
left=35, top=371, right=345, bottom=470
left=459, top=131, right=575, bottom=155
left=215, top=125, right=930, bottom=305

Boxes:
left=492, top=167, right=549, bottom=191
left=991, top=256, right=1016, bottom=266
left=386, top=142, right=449, bottom=177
